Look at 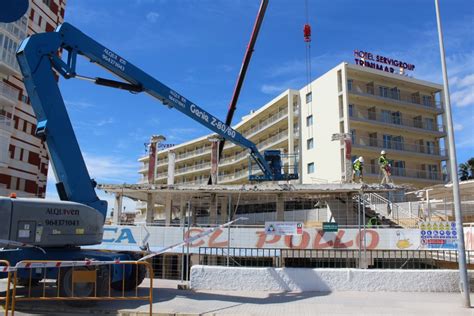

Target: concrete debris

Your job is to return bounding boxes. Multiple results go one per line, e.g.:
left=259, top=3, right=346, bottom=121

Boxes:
left=98, top=182, right=407, bottom=202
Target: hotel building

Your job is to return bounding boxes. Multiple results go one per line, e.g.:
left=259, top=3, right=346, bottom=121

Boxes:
left=0, top=0, right=66, bottom=197
left=138, top=62, right=448, bottom=193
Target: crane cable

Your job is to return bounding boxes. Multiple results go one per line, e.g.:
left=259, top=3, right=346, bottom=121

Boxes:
left=304, top=0, right=312, bottom=97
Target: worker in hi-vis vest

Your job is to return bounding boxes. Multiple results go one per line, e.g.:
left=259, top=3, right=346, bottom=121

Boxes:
left=379, top=150, right=392, bottom=184
left=352, top=156, right=364, bottom=183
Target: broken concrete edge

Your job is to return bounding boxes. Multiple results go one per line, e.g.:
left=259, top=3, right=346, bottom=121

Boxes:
left=98, top=182, right=412, bottom=199
left=190, top=265, right=465, bottom=293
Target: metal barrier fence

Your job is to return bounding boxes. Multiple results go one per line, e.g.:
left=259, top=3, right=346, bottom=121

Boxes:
left=5, top=260, right=153, bottom=316
left=0, top=260, right=11, bottom=316
left=198, top=247, right=474, bottom=270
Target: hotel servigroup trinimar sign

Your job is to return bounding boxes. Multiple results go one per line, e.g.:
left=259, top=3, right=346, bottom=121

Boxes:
left=353, top=50, right=415, bottom=74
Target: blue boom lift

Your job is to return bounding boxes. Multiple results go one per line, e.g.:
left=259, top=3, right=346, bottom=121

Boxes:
left=0, top=23, right=298, bottom=296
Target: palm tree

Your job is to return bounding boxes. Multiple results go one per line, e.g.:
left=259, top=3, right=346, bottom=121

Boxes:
left=459, top=157, right=474, bottom=181
left=468, top=158, right=474, bottom=178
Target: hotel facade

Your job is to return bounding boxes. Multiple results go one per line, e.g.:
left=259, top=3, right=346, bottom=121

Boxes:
left=138, top=62, right=448, bottom=191
left=0, top=0, right=66, bottom=197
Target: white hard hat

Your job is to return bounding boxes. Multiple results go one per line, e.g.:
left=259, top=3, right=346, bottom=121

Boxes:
left=359, top=156, right=364, bottom=163
left=381, top=150, right=386, bottom=155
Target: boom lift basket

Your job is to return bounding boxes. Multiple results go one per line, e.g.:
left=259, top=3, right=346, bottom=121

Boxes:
left=248, top=150, right=299, bottom=181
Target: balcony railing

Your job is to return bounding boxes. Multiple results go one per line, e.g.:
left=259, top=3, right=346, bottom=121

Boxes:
left=157, top=109, right=289, bottom=165
left=0, top=18, right=27, bottom=75
left=175, top=162, right=211, bottom=175
left=350, top=109, right=445, bottom=133
left=365, top=164, right=443, bottom=181
left=348, top=85, right=443, bottom=110
left=353, top=136, right=446, bottom=157
left=0, top=114, right=13, bottom=132
left=175, top=146, right=211, bottom=161
left=242, top=109, right=287, bottom=138
left=0, top=81, right=19, bottom=104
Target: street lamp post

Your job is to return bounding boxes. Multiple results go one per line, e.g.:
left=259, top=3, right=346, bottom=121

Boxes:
left=434, top=0, right=470, bottom=307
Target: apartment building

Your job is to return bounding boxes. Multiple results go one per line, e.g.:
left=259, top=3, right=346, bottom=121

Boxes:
left=0, top=0, right=66, bottom=197
left=138, top=62, right=447, bottom=190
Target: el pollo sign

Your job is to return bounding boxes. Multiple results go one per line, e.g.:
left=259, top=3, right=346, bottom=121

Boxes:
left=99, top=226, right=420, bottom=251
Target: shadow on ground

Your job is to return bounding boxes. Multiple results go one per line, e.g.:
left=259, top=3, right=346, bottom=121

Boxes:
left=1, top=280, right=330, bottom=315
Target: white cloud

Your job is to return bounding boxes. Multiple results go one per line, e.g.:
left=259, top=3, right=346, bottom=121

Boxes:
left=83, top=153, right=139, bottom=183
left=261, top=84, right=288, bottom=95
left=95, top=117, right=115, bottom=127
left=146, top=11, right=160, bottom=23
left=65, top=100, right=95, bottom=109
left=45, top=159, right=140, bottom=214
left=166, top=127, right=202, bottom=142
left=451, top=88, right=474, bottom=107
left=456, top=138, right=474, bottom=149
left=261, top=78, right=303, bottom=95
left=454, top=123, right=464, bottom=131
left=451, top=74, right=474, bottom=88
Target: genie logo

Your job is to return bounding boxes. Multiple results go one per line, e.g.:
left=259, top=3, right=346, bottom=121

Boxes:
left=103, top=227, right=137, bottom=244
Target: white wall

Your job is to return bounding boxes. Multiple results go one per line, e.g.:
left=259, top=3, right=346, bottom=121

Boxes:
left=191, top=266, right=461, bottom=292
left=300, top=64, right=344, bottom=184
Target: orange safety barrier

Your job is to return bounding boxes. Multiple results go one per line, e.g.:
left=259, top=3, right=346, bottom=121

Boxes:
left=9, top=260, right=153, bottom=316
left=0, top=260, right=11, bottom=316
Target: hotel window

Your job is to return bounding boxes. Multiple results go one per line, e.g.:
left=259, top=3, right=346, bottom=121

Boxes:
left=426, top=141, right=435, bottom=155
left=307, top=138, right=314, bottom=150
left=350, top=129, right=356, bottom=144
left=307, top=162, right=315, bottom=174
left=348, top=104, right=354, bottom=117
left=306, top=115, right=313, bottom=127
left=424, top=118, right=434, bottom=131
left=391, top=111, right=402, bottom=125
left=383, top=134, right=392, bottom=149
left=392, top=161, right=406, bottom=176
left=381, top=110, right=391, bottom=123
left=413, top=116, right=423, bottom=128
left=393, top=136, right=404, bottom=151
left=390, top=87, right=400, bottom=100
left=305, top=92, right=312, bottom=103
left=422, top=95, right=433, bottom=107
left=428, top=164, right=439, bottom=180
left=379, top=86, right=389, bottom=97
left=368, top=107, right=376, bottom=120
left=347, top=79, right=353, bottom=91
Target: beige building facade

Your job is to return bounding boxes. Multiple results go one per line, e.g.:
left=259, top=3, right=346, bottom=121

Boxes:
left=0, top=0, right=66, bottom=197
left=138, top=62, right=447, bottom=193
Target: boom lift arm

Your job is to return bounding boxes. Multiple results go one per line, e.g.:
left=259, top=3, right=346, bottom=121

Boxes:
left=17, top=23, right=297, bottom=218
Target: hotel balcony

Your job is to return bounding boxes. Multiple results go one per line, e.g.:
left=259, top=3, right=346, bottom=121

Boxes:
left=349, top=108, right=445, bottom=137
left=347, top=82, right=443, bottom=114
left=365, top=164, right=444, bottom=183
left=353, top=136, right=447, bottom=160
left=163, top=108, right=291, bottom=166
left=0, top=17, right=27, bottom=76
left=0, top=81, right=19, bottom=107
left=154, top=128, right=290, bottom=183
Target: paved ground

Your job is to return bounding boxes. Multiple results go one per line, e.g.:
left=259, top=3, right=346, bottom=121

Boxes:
left=1, top=279, right=474, bottom=315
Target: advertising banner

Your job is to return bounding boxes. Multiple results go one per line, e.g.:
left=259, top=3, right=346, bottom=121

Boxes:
left=91, top=226, right=423, bottom=253
left=265, top=222, right=303, bottom=236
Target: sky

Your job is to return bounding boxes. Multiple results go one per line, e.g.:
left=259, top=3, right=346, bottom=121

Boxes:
left=45, top=0, right=474, bottom=212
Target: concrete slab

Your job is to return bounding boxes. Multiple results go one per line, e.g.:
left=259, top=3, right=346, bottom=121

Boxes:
left=1, top=278, right=473, bottom=315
